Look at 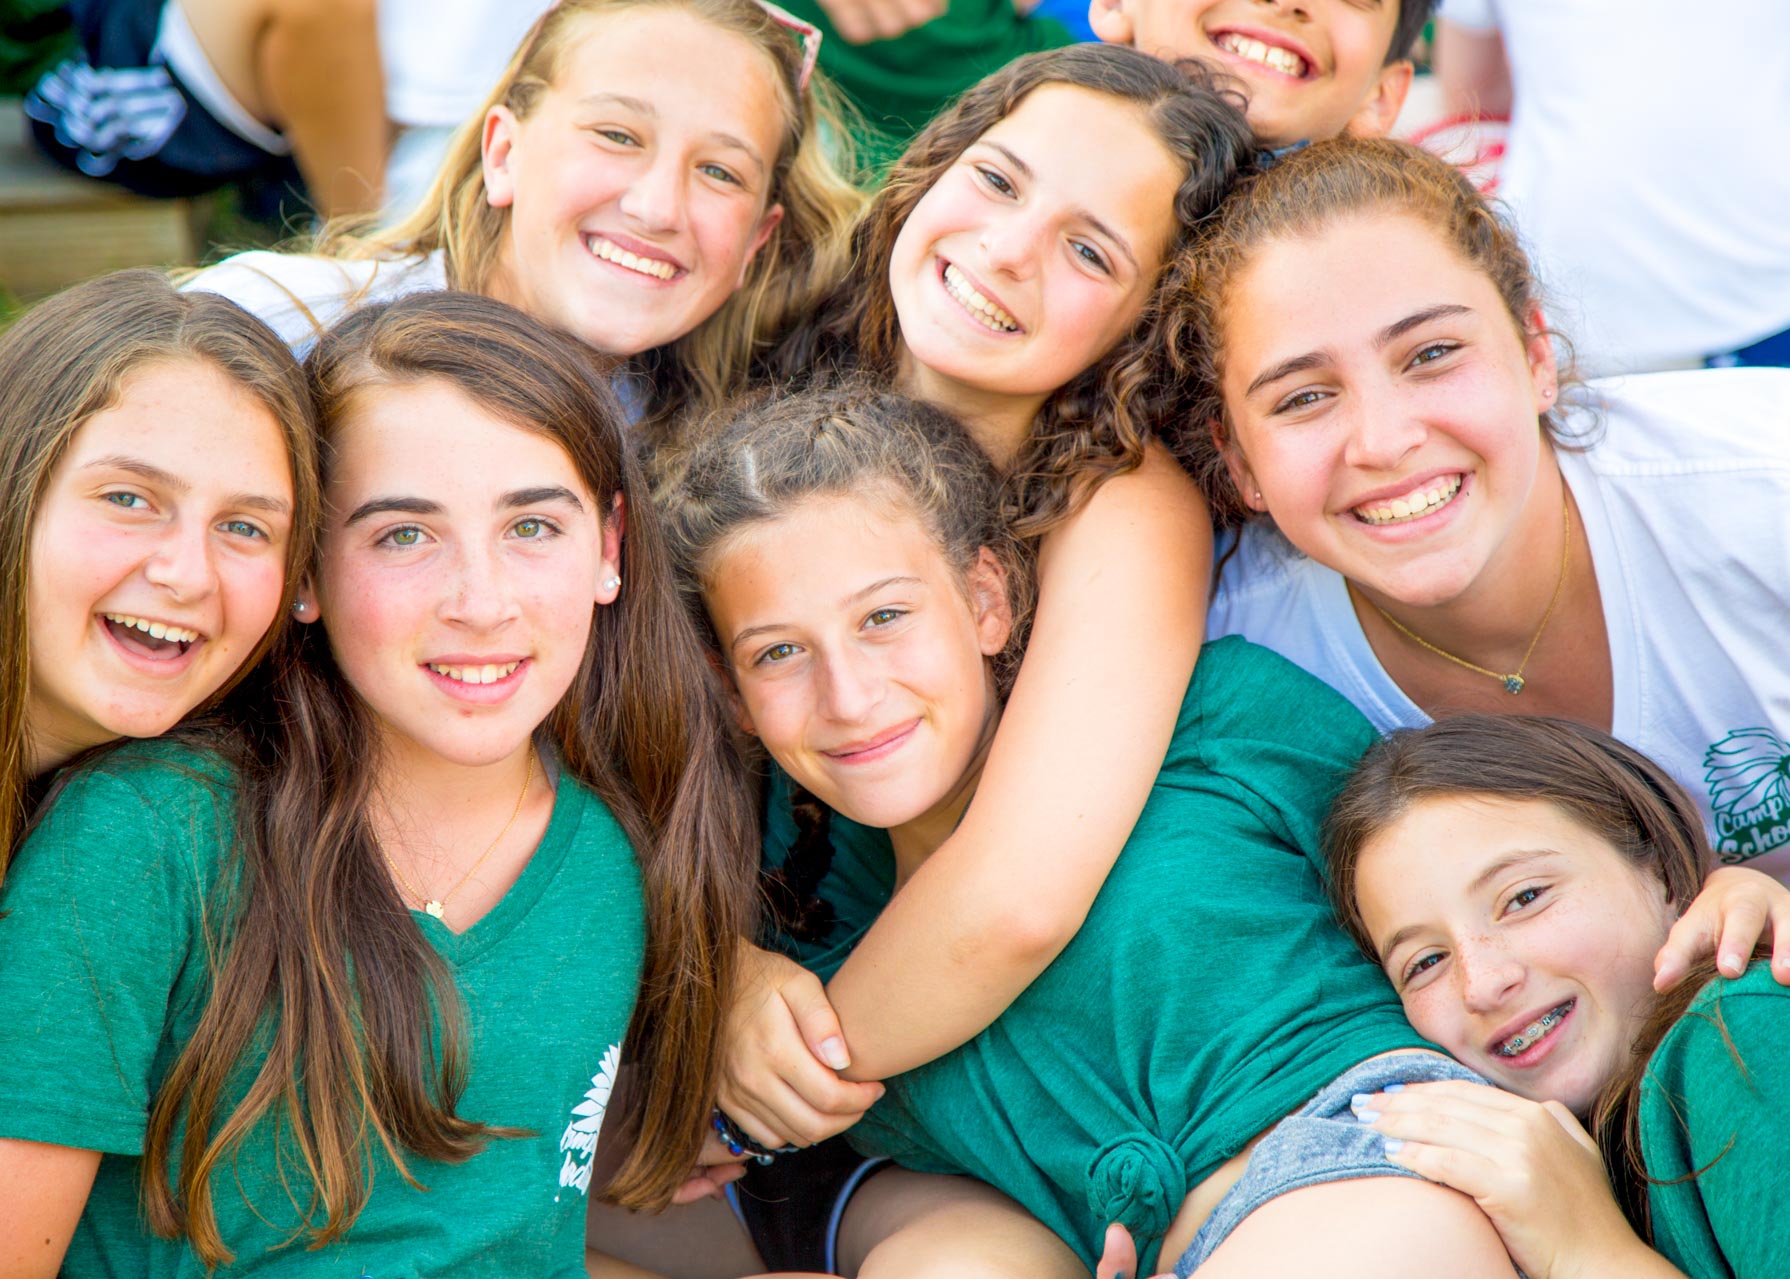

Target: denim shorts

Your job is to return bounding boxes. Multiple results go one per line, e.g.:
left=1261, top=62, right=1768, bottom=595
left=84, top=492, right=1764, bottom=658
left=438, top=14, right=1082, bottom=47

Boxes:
left=1173, top=1052, right=1493, bottom=1276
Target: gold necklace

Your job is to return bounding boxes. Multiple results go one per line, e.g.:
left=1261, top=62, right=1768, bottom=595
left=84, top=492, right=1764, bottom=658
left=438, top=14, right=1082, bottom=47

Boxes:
left=381, top=749, right=536, bottom=920
left=1365, top=490, right=1572, bottom=697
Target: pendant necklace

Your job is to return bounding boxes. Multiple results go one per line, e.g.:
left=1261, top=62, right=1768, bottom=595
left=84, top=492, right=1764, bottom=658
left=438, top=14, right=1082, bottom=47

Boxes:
left=1364, top=489, right=1571, bottom=697
left=381, top=749, right=536, bottom=920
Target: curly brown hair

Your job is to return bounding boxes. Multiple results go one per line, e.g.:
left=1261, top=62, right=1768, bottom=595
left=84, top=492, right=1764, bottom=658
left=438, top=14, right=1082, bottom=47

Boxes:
left=771, top=44, right=1254, bottom=540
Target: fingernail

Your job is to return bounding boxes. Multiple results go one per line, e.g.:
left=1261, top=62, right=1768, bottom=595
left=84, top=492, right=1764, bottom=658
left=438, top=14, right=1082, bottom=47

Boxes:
left=820, top=1037, right=849, bottom=1070
left=1348, top=1094, right=1380, bottom=1123
left=1382, top=1136, right=1404, bottom=1155
left=1383, top=1082, right=1405, bottom=1093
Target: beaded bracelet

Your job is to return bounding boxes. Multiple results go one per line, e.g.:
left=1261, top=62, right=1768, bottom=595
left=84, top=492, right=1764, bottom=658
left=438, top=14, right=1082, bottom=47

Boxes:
left=711, top=1109, right=800, bottom=1165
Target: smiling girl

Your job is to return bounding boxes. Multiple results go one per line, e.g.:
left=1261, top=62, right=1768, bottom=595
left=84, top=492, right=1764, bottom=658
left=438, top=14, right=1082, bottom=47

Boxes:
left=1175, top=137, right=1790, bottom=887
left=656, top=383, right=1547, bottom=1278
left=716, top=49, right=1260, bottom=1192
left=0, top=293, right=755, bottom=1275
left=188, top=0, right=861, bottom=437
left=0, top=270, right=317, bottom=874
left=1327, top=716, right=1790, bottom=1279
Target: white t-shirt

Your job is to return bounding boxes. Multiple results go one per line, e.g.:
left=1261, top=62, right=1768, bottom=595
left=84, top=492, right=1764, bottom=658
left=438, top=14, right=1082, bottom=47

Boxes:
left=184, top=249, right=449, bottom=356
left=1438, top=0, right=1790, bottom=374
left=1209, top=368, right=1790, bottom=885
left=378, top=1, right=553, bottom=128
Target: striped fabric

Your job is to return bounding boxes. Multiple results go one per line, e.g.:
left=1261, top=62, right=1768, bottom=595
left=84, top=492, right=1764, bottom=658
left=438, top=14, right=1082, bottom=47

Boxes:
left=25, top=54, right=186, bottom=177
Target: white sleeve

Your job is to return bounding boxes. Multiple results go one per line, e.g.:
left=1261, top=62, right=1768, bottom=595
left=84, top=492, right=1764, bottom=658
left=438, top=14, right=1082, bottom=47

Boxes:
left=1437, top=0, right=1500, bottom=31
left=182, top=251, right=362, bottom=356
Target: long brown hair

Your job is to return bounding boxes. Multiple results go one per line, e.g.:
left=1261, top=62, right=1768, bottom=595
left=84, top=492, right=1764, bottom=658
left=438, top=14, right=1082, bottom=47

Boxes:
left=323, top=0, right=863, bottom=437
left=770, top=44, right=1255, bottom=539
left=1160, top=136, right=1584, bottom=528
left=0, top=270, right=318, bottom=877
left=1322, top=714, right=1726, bottom=1241
left=142, top=293, right=759, bottom=1264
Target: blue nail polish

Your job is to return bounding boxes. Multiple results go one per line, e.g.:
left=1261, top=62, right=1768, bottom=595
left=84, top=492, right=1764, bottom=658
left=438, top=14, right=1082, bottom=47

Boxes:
left=1382, top=1136, right=1404, bottom=1155
left=1350, top=1092, right=1372, bottom=1108
left=1383, top=1082, right=1405, bottom=1093
left=1353, top=1107, right=1380, bottom=1124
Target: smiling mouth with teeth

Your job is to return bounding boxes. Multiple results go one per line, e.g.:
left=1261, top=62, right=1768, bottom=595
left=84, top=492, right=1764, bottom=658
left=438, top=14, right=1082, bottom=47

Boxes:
left=587, top=235, right=679, bottom=281
left=103, top=612, right=200, bottom=655
left=1494, top=1000, right=1573, bottom=1058
left=1214, top=31, right=1310, bottom=78
left=942, top=262, right=1021, bottom=333
left=427, top=660, right=522, bottom=686
left=1354, top=475, right=1463, bottom=526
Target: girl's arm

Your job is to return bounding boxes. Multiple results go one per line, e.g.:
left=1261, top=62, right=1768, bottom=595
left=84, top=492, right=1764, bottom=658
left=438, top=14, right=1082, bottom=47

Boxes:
left=1358, top=1081, right=1686, bottom=1279
left=826, top=444, right=1210, bottom=1078
left=0, top=1138, right=99, bottom=1278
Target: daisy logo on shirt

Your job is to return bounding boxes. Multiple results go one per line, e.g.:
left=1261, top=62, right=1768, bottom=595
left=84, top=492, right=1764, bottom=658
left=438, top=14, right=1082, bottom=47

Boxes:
left=558, top=1042, right=621, bottom=1195
left=1703, top=728, right=1790, bottom=864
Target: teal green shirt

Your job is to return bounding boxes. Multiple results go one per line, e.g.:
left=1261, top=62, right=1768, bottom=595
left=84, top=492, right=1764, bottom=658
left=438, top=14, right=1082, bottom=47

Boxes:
left=0, top=740, right=645, bottom=1277
left=781, top=0, right=1072, bottom=172
left=769, top=638, right=1429, bottom=1271
left=1641, top=963, right=1790, bottom=1278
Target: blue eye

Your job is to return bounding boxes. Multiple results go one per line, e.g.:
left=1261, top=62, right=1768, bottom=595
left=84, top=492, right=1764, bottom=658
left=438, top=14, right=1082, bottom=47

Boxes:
left=220, top=519, right=264, bottom=539
left=976, top=165, right=1015, bottom=198
left=1071, top=241, right=1110, bottom=273
left=104, top=492, right=148, bottom=510
left=1411, top=342, right=1457, bottom=367
left=597, top=128, right=639, bottom=147
left=700, top=162, right=742, bottom=186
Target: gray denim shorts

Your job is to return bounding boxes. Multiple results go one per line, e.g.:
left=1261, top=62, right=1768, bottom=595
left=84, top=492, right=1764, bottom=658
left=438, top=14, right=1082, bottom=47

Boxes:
left=1172, top=1052, right=1492, bottom=1276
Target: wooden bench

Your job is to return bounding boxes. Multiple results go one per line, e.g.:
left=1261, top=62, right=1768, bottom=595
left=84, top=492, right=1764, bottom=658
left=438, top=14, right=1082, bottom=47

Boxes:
left=0, top=98, right=197, bottom=300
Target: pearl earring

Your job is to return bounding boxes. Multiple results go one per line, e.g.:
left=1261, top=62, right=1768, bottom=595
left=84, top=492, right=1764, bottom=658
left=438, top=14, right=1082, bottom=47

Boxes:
left=603, top=575, right=622, bottom=592
left=292, top=600, right=305, bottom=614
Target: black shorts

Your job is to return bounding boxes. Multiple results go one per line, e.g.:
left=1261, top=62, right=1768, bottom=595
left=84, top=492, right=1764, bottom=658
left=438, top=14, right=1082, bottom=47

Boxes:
left=730, top=1136, right=893, bottom=1273
left=24, top=0, right=298, bottom=197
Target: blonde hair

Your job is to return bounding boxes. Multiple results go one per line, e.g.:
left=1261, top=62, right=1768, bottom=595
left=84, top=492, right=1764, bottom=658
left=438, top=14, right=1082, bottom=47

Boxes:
left=325, top=0, right=864, bottom=436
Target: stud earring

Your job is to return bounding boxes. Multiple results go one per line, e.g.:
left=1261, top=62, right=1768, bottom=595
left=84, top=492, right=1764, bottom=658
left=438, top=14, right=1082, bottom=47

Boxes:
left=292, top=600, right=306, bottom=614
left=603, top=575, right=622, bottom=592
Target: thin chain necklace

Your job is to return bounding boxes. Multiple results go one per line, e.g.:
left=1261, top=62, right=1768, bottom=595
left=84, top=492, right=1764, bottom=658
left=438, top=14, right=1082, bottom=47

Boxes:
left=1364, top=489, right=1572, bottom=697
left=381, top=749, right=536, bottom=920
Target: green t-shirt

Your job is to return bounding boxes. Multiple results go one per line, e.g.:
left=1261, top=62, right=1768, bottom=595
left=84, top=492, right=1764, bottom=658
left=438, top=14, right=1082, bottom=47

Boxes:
left=0, top=739, right=645, bottom=1278
left=1640, top=963, right=1790, bottom=1278
left=780, top=0, right=1072, bottom=172
left=769, top=637, right=1428, bottom=1272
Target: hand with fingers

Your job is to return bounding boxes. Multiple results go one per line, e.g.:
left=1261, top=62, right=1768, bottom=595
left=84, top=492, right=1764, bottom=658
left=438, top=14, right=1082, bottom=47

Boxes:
left=669, top=1131, right=750, bottom=1205
left=1352, top=1080, right=1687, bottom=1279
left=1653, top=865, right=1790, bottom=992
left=814, top=0, right=945, bottom=43
left=718, top=940, right=886, bottom=1151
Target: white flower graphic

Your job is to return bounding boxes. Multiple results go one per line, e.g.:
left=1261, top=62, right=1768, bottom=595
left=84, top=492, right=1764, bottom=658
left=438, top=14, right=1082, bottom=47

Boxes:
left=558, top=1042, right=621, bottom=1195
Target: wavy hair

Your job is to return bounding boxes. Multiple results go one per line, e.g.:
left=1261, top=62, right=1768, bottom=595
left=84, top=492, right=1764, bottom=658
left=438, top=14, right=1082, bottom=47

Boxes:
left=141, top=293, right=759, bottom=1264
left=1158, top=136, right=1583, bottom=528
left=0, top=271, right=317, bottom=877
left=662, top=381, right=1031, bottom=940
left=319, top=0, right=863, bottom=437
left=770, top=44, right=1255, bottom=539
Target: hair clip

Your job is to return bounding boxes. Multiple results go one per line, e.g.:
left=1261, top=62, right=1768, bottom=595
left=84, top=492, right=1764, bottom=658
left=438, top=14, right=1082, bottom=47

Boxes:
left=752, top=0, right=822, bottom=94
